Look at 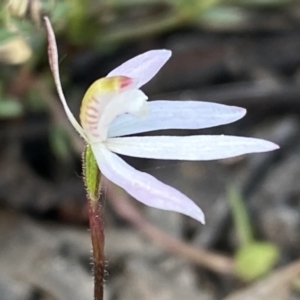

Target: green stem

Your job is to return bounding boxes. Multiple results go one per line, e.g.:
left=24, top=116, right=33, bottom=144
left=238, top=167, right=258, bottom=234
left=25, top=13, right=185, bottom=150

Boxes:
left=228, top=184, right=253, bottom=246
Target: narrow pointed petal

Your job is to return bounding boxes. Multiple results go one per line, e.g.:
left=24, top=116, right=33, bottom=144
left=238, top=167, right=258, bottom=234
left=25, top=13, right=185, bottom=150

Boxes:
left=92, top=144, right=205, bottom=223
left=108, top=101, right=246, bottom=138
left=107, top=50, right=171, bottom=88
left=44, top=17, right=87, bottom=140
left=105, top=135, right=279, bottom=160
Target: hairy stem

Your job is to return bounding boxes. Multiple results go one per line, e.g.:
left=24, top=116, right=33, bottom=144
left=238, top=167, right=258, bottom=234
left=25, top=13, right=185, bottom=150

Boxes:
left=83, top=145, right=104, bottom=300
left=88, top=198, right=105, bottom=300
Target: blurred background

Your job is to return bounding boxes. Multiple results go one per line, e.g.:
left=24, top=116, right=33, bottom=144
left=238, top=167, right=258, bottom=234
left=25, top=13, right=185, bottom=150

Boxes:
left=1, top=0, right=300, bottom=299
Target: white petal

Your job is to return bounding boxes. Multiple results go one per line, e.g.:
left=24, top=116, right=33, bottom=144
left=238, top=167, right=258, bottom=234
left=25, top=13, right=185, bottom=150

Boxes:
left=92, top=144, right=205, bottom=223
left=105, top=135, right=279, bottom=160
left=108, top=101, right=246, bottom=138
left=44, top=17, right=87, bottom=140
left=97, top=89, right=148, bottom=141
left=107, top=50, right=171, bottom=88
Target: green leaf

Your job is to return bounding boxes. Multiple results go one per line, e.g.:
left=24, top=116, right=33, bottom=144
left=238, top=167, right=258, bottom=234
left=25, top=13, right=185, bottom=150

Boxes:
left=235, top=242, right=280, bottom=281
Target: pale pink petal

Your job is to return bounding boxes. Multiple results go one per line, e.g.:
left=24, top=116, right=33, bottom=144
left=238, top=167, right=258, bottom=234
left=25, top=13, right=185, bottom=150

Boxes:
left=105, top=135, right=279, bottom=160
left=107, top=50, right=171, bottom=88
left=44, top=17, right=87, bottom=140
left=91, top=144, right=205, bottom=223
left=108, top=100, right=246, bottom=137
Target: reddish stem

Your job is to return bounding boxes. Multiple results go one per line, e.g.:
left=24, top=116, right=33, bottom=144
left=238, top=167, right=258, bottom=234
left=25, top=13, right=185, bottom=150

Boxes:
left=88, top=199, right=105, bottom=300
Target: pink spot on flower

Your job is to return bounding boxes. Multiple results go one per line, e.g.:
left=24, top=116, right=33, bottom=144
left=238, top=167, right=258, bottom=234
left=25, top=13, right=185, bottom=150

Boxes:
left=119, top=76, right=133, bottom=90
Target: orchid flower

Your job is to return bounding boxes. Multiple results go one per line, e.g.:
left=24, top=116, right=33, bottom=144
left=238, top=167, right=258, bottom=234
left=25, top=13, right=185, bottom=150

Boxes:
left=45, top=18, right=278, bottom=224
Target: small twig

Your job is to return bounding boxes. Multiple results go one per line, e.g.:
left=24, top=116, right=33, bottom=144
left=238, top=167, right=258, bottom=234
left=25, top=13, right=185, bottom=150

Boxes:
left=104, top=178, right=235, bottom=275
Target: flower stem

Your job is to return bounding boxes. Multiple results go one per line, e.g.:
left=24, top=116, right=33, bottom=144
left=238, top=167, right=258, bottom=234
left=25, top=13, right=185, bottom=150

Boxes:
left=83, top=145, right=104, bottom=300
left=87, top=197, right=105, bottom=300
